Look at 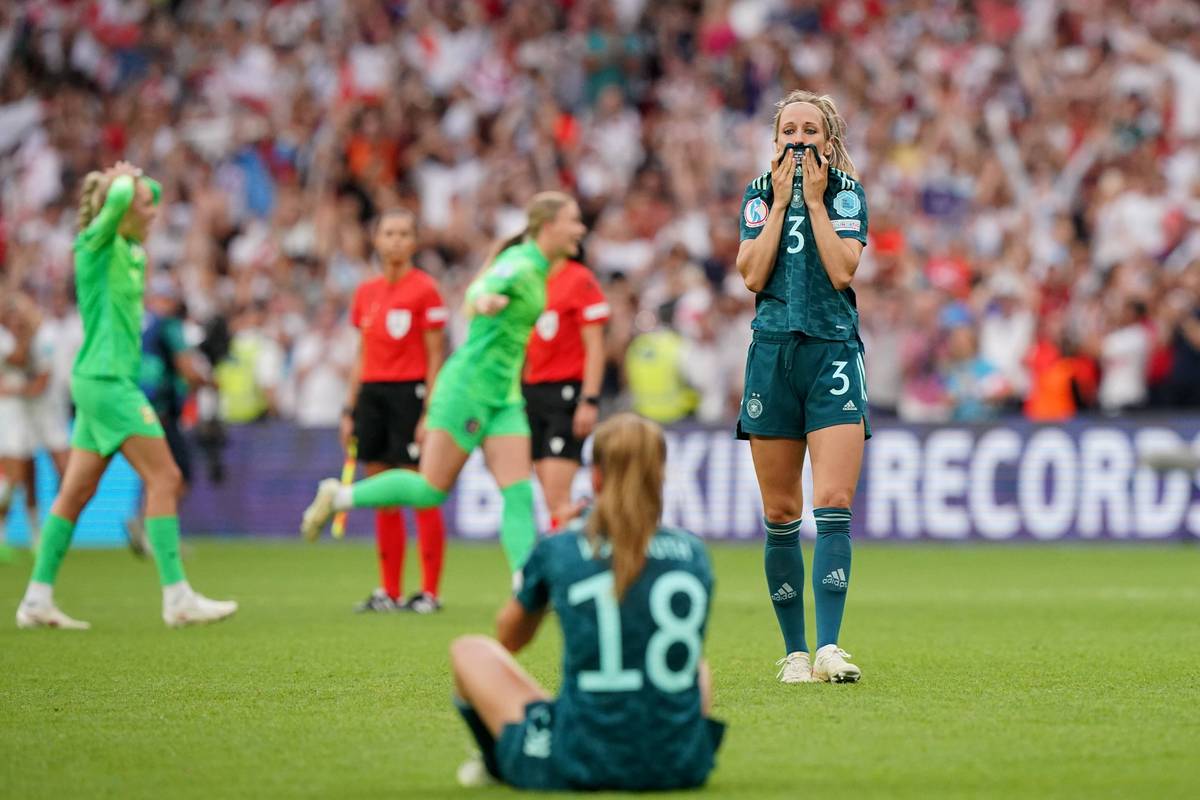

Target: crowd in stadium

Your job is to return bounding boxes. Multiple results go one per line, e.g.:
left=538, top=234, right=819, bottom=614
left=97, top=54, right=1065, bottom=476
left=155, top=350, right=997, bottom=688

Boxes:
left=2, top=0, right=1199, bottom=427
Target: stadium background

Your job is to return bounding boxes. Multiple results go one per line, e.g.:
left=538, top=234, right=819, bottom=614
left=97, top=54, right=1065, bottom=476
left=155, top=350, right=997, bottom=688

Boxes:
left=2, top=0, right=1200, bottom=544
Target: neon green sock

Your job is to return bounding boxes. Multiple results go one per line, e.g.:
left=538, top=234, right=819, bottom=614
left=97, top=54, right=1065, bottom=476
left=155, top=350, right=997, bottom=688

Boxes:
left=31, top=513, right=74, bottom=585
left=351, top=469, right=447, bottom=509
left=146, top=515, right=188, bottom=586
left=499, top=480, right=536, bottom=574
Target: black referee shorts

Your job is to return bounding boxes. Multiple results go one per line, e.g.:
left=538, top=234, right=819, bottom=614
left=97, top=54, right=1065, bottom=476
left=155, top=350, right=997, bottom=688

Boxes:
left=353, top=381, right=425, bottom=466
left=522, top=381, right=584, bottom=462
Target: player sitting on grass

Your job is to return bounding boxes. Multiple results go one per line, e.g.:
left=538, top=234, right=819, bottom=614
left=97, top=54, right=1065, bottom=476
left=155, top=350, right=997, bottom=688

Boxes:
left=450, top=413, right=725, bottom=791
left=15, top=162, right=237, bottom=630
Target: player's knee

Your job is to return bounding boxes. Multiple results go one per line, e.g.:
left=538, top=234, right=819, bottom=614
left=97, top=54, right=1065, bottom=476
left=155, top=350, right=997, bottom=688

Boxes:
left=148, top=463, right=184, bottom=498
left=450, top=635, right=494, bottom=671
left=763, top=503, right=802, bottom=525
left=814, top=488, right=855, bottom=510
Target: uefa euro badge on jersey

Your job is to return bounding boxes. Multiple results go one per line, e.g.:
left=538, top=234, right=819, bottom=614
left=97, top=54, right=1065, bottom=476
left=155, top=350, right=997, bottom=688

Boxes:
left=746, top=393, right=763, bottom=419
left=744, top=197, right=767, bottom=229
left=833, top=190, right=861, bottom=218
left=536, top=310, right=559, bottom=341
left=385, top=309, right=411, bottom=339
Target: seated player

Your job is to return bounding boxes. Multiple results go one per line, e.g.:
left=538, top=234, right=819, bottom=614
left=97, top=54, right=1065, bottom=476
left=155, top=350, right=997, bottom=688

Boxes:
left=449, top=413, right=725, bottom=791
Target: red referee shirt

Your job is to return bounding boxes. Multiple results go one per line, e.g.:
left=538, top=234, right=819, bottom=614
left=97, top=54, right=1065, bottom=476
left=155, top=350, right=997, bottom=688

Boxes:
left=524, top=261, right=610, bottom=384
left=350, top=268, right=448, bottom=383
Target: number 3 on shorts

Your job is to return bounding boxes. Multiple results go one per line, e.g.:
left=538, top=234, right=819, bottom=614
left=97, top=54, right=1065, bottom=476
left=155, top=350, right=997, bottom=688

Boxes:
left=829, top=360, right=849, bottom=395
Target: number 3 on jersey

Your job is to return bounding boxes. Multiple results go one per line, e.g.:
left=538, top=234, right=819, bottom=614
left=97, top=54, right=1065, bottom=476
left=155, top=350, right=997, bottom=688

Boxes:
left=568, top=570, right=707, bottom=693
left=786, top=215, right=806, bottom=254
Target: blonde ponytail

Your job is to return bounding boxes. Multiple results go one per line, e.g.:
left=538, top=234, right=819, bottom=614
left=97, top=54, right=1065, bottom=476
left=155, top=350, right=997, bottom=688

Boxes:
left=772, top=90, right=858, bottom=179
left=464, top=191, right=576, bottom=315
left=77, top=172, right=106, bottom=232
left=586, top=413, right=667, bottom=601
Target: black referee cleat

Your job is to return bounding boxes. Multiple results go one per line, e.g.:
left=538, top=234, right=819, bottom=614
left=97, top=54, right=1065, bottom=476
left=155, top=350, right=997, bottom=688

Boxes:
left=353, top=589, right=401, bottom=613
left=403, top=591, right=443, bottom=614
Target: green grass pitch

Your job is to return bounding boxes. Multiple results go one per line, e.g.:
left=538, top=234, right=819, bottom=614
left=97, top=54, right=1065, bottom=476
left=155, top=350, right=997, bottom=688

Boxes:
left=2, top=540, right=1198, bottom=799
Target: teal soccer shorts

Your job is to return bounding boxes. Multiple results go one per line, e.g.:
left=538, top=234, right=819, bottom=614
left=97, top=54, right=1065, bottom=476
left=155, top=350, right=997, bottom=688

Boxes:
left=738, top=330, right=872, bottom=440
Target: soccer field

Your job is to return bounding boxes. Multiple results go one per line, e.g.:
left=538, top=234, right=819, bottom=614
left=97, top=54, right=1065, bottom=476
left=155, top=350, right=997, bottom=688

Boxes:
left=2, top=541, right=1198, bottom=799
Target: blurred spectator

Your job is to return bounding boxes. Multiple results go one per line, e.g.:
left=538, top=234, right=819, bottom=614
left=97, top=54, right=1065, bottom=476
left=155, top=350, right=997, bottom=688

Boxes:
left=213, top=303, right=285, bottom=423
left=1024, top=314, right=1099, bottom=422
left=1098, top=299, right=1152, bottom=413
left=1, top=0, right=1198, bottom=427
left=290, top=301, right=357, bottom=428
left=940, top=322, right=1007, bottom=423
left=625, top=312, right=697, bottom=425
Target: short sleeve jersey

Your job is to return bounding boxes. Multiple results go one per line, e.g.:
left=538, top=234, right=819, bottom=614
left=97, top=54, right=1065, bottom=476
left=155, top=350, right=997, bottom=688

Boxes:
left=350, top=269, right=448, bottom=383
left=524, top=260, right=610, bottom=384
left=447, top=241, right=550, bottom=405
left=515, top=523, right=718, bottom=790
left=139, top=312, right=188, bottom=418
left=739, top=166, right=869, bottom=340
left=72, top=175, right=147, bottom=381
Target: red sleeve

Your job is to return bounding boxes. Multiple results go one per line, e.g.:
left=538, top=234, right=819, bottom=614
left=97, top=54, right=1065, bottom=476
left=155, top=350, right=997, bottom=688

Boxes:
left=577, top=270, right=611, bottom=325
left=423, top=276, right=449, bottom=330
left=349, top=284, right=365, bottom=329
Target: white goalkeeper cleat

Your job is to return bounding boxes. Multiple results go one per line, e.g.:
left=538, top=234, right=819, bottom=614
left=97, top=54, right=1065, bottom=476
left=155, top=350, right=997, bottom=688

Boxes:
left=16, top=600, right=91, bottom=630
left=163, top=590, right=238, bottom=628
left=300, top=479, right=342, bottom=542
left=775, top=651, right=813, bottom=684
left=812, top=644, right=861, bottom=683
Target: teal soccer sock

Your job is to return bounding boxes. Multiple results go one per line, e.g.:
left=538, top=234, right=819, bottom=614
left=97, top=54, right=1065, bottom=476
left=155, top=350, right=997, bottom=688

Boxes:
left=813, top=507, right=852, bottom=648
left=764, top=517, right=808, bottom=655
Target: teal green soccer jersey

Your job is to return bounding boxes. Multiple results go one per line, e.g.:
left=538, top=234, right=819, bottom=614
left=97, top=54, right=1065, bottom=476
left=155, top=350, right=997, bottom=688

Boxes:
left=443, top=240, right=550, bottom=405
left=515, top=523, right=721, bottom=790
left=740, top=166, right=869, bottom=339
left=72, top=175, right=147, bottom=381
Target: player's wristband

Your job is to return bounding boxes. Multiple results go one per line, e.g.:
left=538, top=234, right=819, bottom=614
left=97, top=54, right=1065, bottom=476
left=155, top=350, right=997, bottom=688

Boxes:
left=582, top=395, right=600, bottom=407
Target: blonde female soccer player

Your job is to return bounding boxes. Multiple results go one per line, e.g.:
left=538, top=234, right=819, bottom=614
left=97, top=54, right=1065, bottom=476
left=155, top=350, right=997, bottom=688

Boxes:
left=302, top=192, right=586, bottom=577
left=450, top=413, right=724, bottom=790
left=16, top=162, right=237, bottom=629
left=736, top=91, right=870, bottom=684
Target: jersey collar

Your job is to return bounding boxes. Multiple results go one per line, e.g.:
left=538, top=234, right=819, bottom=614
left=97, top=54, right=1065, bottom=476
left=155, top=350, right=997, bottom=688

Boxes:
left=523, top=241, right=552, bottom=275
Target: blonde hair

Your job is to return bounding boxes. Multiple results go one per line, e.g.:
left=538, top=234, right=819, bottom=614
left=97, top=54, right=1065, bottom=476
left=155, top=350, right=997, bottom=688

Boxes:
left=772, top=90, right=858, bottom=178
left=77, top=171, right=107, bottom=231
left=488, top=190, right=575, bottom=262
left=467, top=191, right=576, bottom=315
left=586, top=413, right=667, bottom=601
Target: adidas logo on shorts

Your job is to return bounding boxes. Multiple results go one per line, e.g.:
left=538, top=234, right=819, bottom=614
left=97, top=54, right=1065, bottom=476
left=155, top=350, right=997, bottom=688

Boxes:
left=842, top=400, right=858, bottom=412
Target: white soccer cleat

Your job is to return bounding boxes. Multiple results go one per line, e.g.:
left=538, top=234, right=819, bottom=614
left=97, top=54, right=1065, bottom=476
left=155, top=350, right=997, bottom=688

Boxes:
left=16, top=600, right=91, bottom=630
left=456, top=753, right=498, bottom=788
left=163, top=591, right=238, bottom=628
left=812, top=644, right=861, bottom=683
left=300, top=478, right=342, bottom=542
left=775, top=651, right=813, bottom=684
